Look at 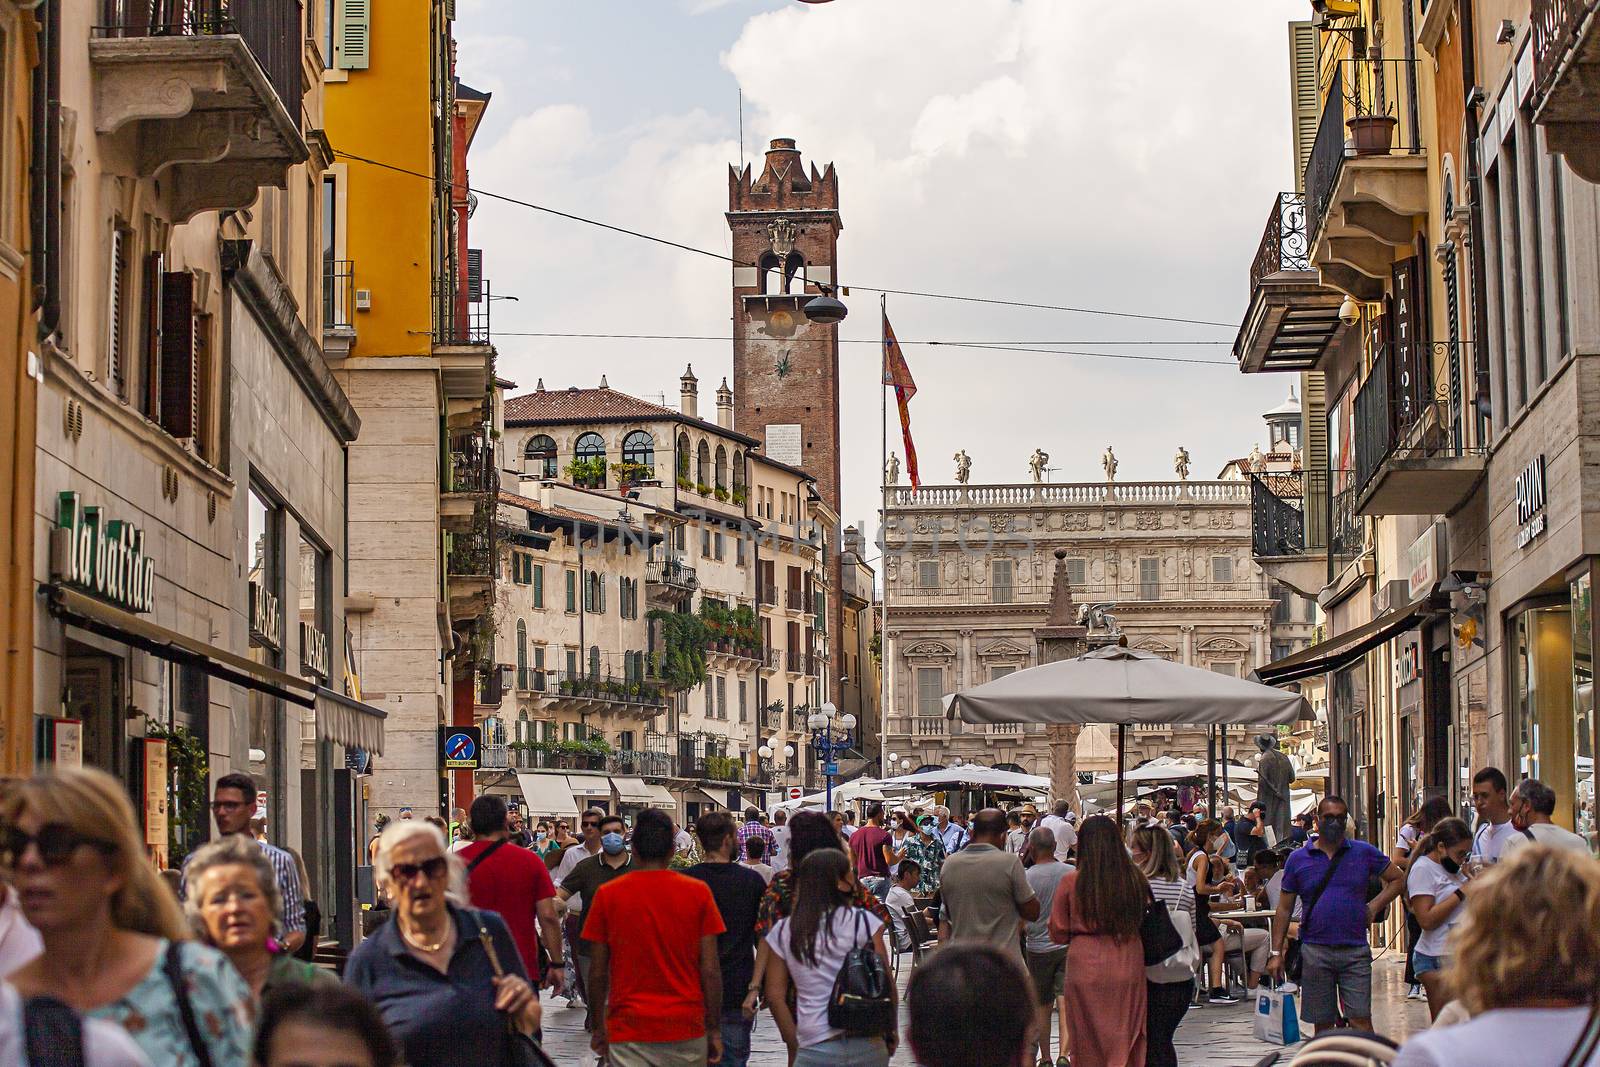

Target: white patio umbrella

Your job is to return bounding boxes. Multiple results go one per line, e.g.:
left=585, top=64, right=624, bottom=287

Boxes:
left=878, top=765, right=1053, bottom=793
left=1094, top=756, right=1260, bottom=786
left=944, top=644, right=1309, bottom=815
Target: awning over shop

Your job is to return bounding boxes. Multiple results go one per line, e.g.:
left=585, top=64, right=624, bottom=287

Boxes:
left=1253, top=592, right=1442, bottom=686
left=516, top=773, right=580, bottom=817
left=313, top=687, right=387, bottom=756
left=566, top=774, right=612, bottom=802
left=690, top=788, right=724, bottom=809
left=610, top=776, right=654, bottom=804
left=641, top=783, right=677, bottom=808
left=49, top=585, right=315, bottom=708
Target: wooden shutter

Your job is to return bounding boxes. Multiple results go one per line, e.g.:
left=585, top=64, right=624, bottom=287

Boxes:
left=141, top=253, right=164, bottom=419
left=466, top=248, right=483, bottom=303
left=108, top=227, right=127, bottom=397
left=159, top=271, right=198, bottom=440
left=533, top=565, right=543, bottom=607
left=337, top=0, right=370, bottom=70
left=1288, top=21, right=1320, bottom=193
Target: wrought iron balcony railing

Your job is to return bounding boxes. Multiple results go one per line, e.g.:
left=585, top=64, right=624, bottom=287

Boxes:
left=1329, top=484, right=1365, bottom=572
left=1249, top=193, right=1312, bottom=293
left=1250, top=469, right=1335, bottom=560
left=97, top=0, right=304, bottom=130
left=758, top=582, right=778, bottom=606
left=1304, top=60, right=1424, bottom=247
left=1352, top=342, right=1480, bottom=497
left=447, top=432, right=496, bottom=494
left=323, top=259, right=354, bottom=331
left=447, top=527, right=494, bottom=579
left=609, top=749, right=676, bottom=777
left=645, top=559, right=697, bottom=592
left=785, top=587, right=807, bottom=611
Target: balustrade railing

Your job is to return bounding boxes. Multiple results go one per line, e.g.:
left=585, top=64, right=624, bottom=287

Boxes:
left=1532, top=0, right=1596, bottom=103
left=1305, top=60, right=1424, bottom=246
left=1249, top=192, right=1312, bottom=293
left=888, top=481, right=1249, bottom=508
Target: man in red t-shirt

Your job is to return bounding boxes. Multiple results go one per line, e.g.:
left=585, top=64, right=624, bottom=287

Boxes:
left=459, top=794, right=564, bottom=993
left=584, top=807, right=725, bottom=1066
left=849, top=802, right=893, bottom=897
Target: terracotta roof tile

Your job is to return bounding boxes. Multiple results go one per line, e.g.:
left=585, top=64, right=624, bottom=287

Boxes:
left=503, top=385, right=760, bottom=446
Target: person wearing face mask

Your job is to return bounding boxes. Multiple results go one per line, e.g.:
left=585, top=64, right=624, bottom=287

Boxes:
left=551, top=807, right=605, bottom=1008
left=557, top=813, right=633, bottom=1030
left=1268, top=796, right=1403, bottom=1035
left=1403, top=817, right=1473, bottom=1019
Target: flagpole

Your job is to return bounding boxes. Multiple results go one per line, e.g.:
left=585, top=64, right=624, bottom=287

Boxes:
left=879, top=294, right=889, bottom=785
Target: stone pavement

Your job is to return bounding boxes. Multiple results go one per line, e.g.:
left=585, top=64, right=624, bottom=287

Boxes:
left=535, top=953, right=1430, bottom=1066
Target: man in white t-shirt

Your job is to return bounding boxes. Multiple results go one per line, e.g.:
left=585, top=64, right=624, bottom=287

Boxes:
left=770, top=809, right=791, bottom=869
left=1504, top=778, right=1591, bottom=855
left=882, top=862, right=921, bottom=953
left=1470, top=767, right=1520, bottom=863
left=1038, top=800, right=1078, bottom=862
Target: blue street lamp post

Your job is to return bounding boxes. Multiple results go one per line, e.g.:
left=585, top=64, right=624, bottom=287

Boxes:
left=808, top=702, right=857, bottom=814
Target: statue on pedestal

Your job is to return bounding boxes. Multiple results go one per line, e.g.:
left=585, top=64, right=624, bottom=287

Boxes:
left=1256, top=734, right=1295, bottom=844
left=954, top=449, right=971, bottom=484
left=885, top=452, right=900, bottom=485
left=1102, top=446, right=1119, bottom=483
left=1174, top=446, right=1191, bottom=481
left=1028, top=449, right=1049, bottom=483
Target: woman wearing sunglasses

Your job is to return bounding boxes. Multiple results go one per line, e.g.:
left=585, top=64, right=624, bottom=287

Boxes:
left=1, top=766, right=253, bottom=1066
left=345, top=819, right=540, bottom=1067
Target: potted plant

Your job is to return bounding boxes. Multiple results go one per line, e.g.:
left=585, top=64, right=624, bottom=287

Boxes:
left=713, top=485, right=730, bottom=502
left=1347, top=110, right=1397, bottom=156
left=676, top=475, right=693, bottom=491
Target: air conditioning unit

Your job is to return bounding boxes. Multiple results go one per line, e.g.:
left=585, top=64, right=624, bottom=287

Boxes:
left=354, top=288, right=373, bottom=311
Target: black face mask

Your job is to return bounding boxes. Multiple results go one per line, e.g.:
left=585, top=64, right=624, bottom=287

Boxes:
left=1318, top=816, right=1346, bottom=841
left=1441, top=856, right=1461, bottom=875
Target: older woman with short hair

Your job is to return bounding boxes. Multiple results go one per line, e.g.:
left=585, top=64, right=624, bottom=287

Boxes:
left=184, top=835, right=334, bottom=999
left=345, top=819, right=540, bottom=1067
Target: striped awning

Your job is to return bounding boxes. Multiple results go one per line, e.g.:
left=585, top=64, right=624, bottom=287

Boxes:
left=313, top=687, right=387, bottom=755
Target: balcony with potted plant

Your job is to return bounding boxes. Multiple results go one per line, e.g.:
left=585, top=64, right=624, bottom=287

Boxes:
left=699, top=601, right=762, bottom=668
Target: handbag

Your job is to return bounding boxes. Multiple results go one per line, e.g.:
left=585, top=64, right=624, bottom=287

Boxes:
left=1560, top=999, right=1600, bottom=1067
left=475, top=914, right=558, bottom=1067
left=827, top=909, right=896, bottom=1035
left=162, top=941, right=216, bottom=1067
left=1145, top=900, right=1201, bottom=983
left=1139, top=890, right=1184, bottom=966
left=1286, top=846, right=1352, bottom=983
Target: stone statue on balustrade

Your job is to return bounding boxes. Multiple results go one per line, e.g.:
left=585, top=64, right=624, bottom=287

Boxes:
left=1028, top=448, right=1049, bottom=484
left=885, top=452, right=900, bottom=485
left=1102, top=446, right=1118, bottom=483
left=1174, top=446, right=1191, bottom=481
left=953, top=449, right=971, bottom=484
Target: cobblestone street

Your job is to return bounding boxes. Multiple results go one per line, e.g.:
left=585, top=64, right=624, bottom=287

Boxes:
left=535, top=952, right=1431, bottom=1066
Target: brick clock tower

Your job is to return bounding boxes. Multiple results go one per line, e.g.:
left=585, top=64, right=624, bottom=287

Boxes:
left=729, top=137, right=846, bottom=708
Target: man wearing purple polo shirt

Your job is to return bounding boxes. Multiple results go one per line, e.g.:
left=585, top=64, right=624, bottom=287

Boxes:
left=1268, top=795, right=1403, bottom=1034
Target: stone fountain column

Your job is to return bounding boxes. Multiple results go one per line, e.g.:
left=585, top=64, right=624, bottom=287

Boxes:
left=1034, top=549, right=1089, bottom=811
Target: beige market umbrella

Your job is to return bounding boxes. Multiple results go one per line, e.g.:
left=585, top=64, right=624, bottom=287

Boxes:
left=944, top=644, right=1308, bottom=814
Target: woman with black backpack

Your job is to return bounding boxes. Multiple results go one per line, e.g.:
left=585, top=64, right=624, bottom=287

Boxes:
left=764, top=849, right=897, bottom=1067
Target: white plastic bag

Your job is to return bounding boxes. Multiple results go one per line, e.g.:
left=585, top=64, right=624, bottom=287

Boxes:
left=1253, top=987, right=1301, bottom=1045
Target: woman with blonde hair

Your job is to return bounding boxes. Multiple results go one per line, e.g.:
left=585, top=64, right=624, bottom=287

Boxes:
left=1392, top=845, right=1600, bottom=1067
left=344, top=818, right=540, bottom=1066
left=2, top=765, right=253, bottom=1066
left=185, top=835, right=336, bottom=1000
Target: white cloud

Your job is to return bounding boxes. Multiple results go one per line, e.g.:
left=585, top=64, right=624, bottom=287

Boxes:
left=465, top=0, right=1299, bottom=534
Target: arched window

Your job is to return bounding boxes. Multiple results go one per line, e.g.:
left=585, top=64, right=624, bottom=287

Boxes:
left=715, top=445, right=728, bottom=490
left=676, top=433, right=691, bottom=481
left=784, top=252, right=806, bottom=293
left=732, top=451, right=744, bottom=494
left=523, top=434, right=557, bottom=479
left=574, top=432, right=606, bottom=487
left=759, top=253, right=781, bottom=295
left=622, top=430, right=654, bottom=476
left=696, top=440, right=710, bottom=488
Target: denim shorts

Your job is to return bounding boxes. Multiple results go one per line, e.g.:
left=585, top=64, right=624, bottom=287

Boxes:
left=1412, top=951, right=1446, bottom=975
left=793, top=1036, right=890, bottom=1067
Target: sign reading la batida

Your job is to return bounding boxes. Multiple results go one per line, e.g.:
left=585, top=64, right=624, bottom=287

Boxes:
left=52, top=491, right=156, bottom=613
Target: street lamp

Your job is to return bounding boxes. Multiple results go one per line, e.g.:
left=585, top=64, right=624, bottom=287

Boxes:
left=808, top=701, right=857, bottom=812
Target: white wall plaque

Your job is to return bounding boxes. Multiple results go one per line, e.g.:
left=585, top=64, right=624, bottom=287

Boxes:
left=765, top=423, right=802, bottom=466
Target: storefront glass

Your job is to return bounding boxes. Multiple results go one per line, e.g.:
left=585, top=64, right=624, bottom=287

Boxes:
left=1331, top=662, right=1369, bottom=837
left=248, top=487, right=282, bottom=828
left=1571, top=573, right=1596, bottom=852
left=1510, top=604, right=1575, bottom=826
left=1454, top=662, right=1489, bottom=815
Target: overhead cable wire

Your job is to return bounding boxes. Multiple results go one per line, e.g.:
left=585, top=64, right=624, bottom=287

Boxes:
left=333, top=149, right=1239, bottom=329
left=489, top=330, right=1230, bottom=346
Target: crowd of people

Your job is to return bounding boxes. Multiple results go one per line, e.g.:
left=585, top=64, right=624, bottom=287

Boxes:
left=0, top=764, right=1597, bottom=1067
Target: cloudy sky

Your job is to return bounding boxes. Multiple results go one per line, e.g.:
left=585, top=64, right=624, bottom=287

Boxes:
left=457, top=0, right=1304, bottom=538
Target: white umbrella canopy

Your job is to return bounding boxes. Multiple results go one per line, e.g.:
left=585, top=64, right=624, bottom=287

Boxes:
left=1094, top=756, right=1259, bottom=785
left=944, top=645, right=1308, bottom=726
left=878, top=766, right=1053, bottom=792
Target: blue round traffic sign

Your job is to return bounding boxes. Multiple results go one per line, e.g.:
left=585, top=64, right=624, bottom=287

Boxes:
left=445, top=732, right=476, bottom=762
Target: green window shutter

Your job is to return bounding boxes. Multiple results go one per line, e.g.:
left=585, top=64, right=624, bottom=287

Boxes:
left=336, top=0, right=370, bottom=70
left=566, top=570, right=576, bottom=612
left=533, top=565, right=544, bottom=608
left=1287, top=21, right=1320, bottom=193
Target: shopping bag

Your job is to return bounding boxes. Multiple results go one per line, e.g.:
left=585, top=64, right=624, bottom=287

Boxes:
left=1253, top=987, right=1301, bottom=1045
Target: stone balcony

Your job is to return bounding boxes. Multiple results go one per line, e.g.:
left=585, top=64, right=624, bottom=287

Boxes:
left=92, top=1, right=308, bottom=222
left=1532, top=0, right=1600, bottom=182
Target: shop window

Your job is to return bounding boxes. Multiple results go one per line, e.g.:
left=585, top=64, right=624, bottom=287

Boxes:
left=297, top=531, right=330, bottom=682
left=1573, top=572, right=1597, bottom=850
left=247, top=485, right=284, bottom=830
left=1510, top=604, right=1576, bottom=825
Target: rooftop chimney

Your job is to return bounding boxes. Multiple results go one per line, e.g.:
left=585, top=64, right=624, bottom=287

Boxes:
left=680, top=364, right=699, bottom=418
left=716, top=378, right=733, bottom=428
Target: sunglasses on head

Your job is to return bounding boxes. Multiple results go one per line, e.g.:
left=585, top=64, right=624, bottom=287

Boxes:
left=0, top=823, right=117, bottom=867
left=389, top=857, right=448, bottom=883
